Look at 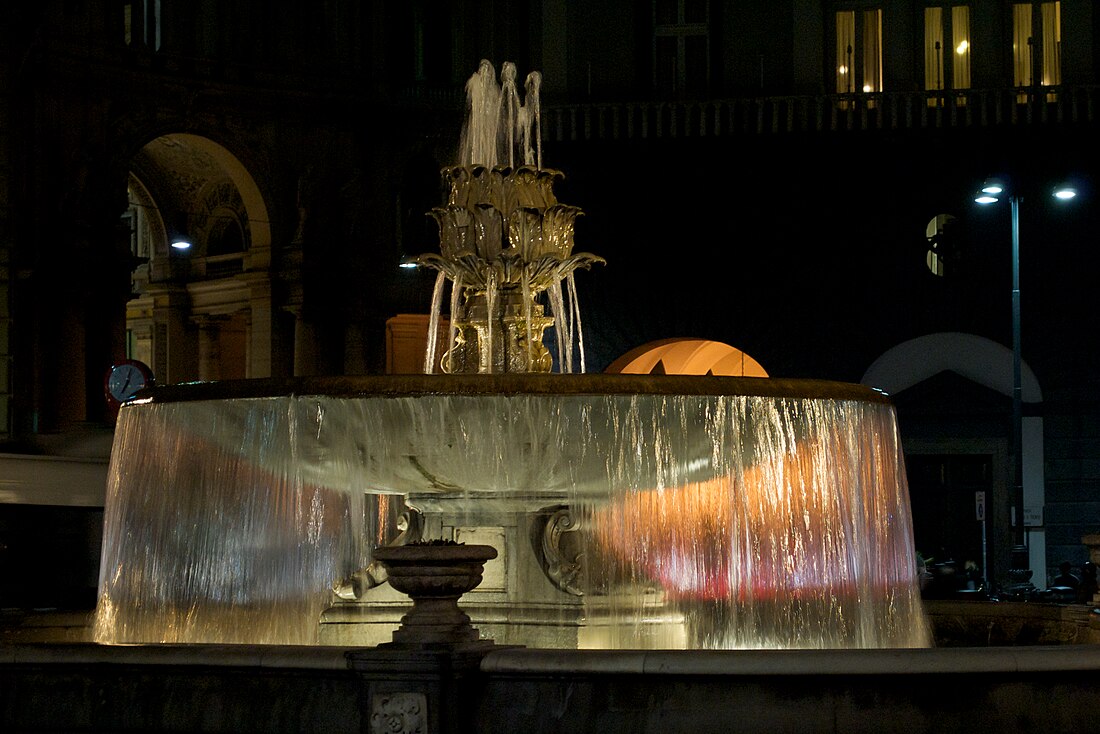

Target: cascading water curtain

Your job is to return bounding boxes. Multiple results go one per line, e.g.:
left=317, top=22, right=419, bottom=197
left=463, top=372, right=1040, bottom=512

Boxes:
left=94, top=385, right=930, bottom=650
left=94, top=398, right=369, bottom=645
left=579, top=394, right=931, bottom=650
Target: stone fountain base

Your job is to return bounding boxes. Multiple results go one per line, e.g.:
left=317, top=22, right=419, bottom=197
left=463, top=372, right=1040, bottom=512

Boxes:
left=321, top=497, right=690, bottom=650
left=321, top=596, right=688, bottom=650
left=6, top=642, right=1100, bottom=733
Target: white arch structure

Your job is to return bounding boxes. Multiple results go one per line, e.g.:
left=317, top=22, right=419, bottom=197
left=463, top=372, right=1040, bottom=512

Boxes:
left=605, top=338, right=769, bottom=377
left=862, top=331, right=1042, bottom=403
left=862, top=331, right=1046, bottom=585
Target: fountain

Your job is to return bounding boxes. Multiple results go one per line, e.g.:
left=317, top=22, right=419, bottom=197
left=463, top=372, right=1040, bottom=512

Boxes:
left=91, top=62, right=931, bottom=651
left=410, top=60, right=605, bottom=375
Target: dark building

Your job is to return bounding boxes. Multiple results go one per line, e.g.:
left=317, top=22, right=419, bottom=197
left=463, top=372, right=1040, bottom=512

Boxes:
left=2, top=1, right=1099, bottom=610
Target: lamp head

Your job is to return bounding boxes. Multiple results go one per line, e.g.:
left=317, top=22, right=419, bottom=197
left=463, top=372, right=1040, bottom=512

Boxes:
left=972, top=177, right=1081, bottom=206
left=975, top=178, right=1005, bottom=204
left=1052, top=184, right=1077, bottom=201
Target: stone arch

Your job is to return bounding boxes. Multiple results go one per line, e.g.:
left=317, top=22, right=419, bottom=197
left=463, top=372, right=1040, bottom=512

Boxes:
left=173, top=133, right=272, bottom=252
left=126, top=133, right=271, bottom=256
left=861, top=331, right=1041, bottom=403
left=123, top=132, right=274, bottom=383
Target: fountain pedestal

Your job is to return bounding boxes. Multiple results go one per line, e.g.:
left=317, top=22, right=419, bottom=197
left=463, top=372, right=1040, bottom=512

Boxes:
left=371, top=542, right=498, bottom=649
left=445, top=290, right=555, bottom=374
left=345, top=542, right=503, bottom=734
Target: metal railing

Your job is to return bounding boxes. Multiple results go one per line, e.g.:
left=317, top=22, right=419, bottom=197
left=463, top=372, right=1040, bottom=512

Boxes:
left=541, top=86, right=1100, bottom=140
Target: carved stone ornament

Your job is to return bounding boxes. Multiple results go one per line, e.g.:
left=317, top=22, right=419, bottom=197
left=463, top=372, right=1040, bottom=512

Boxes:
left=332, top=506, right=425, bottom=600
left=370, top=692, right=426, bottom=734
left=537, top=505, right=585, bottom=596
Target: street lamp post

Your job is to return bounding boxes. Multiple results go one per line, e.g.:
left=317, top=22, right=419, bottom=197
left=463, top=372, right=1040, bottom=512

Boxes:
left=975, top=179, right=1076, bottom=599
left=1007, top=192, right=1031, bottom=599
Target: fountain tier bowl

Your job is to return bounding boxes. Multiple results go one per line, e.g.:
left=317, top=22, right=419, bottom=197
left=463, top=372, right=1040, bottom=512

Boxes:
left=94, top=373, right=929, bottom=649
left=125, top=373, right=893, bottom=495
left=138, top=373, right=889, bottom=401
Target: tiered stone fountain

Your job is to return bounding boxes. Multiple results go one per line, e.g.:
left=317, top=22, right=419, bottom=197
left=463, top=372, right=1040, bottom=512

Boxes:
left=411, top=60, right=604, bottom=375
left=91, top=62, right=931, bottom=652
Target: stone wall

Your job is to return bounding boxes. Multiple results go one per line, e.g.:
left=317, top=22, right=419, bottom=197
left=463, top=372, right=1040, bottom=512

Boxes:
left=5, top=643, right=1100, bottom=733
left=925, top=599, right=1100, bottom=647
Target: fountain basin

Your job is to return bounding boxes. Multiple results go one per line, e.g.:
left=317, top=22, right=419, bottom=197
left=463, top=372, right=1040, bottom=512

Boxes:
left=94, top=374, right=929, bottom=650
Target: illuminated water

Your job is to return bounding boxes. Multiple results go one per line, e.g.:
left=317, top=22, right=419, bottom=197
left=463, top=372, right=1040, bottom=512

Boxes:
left=413, top=60, right=602, bottom=375
left=93, top=375, right=931, bottom=649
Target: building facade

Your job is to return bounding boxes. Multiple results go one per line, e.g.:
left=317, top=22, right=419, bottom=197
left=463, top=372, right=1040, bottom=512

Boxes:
left=1, top=0, right=1099, bottom=608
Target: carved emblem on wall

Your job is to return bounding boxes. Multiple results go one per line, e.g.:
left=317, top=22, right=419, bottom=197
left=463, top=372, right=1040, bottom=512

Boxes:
left=534, top=504, right=585, bottom=596
left=370, top=691, right=426, bottom=734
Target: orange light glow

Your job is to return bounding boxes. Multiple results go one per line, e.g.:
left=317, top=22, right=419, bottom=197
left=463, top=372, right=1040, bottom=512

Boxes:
left=590, top=431, right=910, bottom=604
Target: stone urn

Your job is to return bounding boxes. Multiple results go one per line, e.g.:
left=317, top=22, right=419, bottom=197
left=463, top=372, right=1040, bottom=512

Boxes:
left=371, top=542, right=498, bottom=648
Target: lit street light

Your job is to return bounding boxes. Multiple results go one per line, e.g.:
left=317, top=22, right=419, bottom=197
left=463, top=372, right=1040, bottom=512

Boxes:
left=974, top=179, right=1077, bottom=599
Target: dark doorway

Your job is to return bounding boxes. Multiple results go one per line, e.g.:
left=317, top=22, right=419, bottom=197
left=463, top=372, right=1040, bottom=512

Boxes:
left=0, top=504, right=103, bottom=611
left=907, top=453, right=992, bottom=589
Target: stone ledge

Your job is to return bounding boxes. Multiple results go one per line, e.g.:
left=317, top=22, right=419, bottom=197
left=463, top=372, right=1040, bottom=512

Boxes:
left=0, top=641, right=355, bottom=670
left=480, top=644, right=1100, bottom=676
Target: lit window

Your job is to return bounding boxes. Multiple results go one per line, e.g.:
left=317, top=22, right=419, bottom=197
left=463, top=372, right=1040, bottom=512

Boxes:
left=1013, top=2, right=1060, bottom=98
left=924, top=8, right=945, bottom=93
left=836, top=11, right=855, bottom=95
left=1040, top=2, right=1061, bottom=87
left=1013, top=4, right=1034, bottom=87
left=861, top=9, right=882, bottom=95
left=924, top=6, right=971, bottom=105
left=836, top=9, right=882, bottom=107
left=952, top=7, right=971, bottom=89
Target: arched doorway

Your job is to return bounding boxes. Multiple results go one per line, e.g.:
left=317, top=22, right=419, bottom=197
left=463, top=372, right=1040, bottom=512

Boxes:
left=862, top=331, right=1046, bottom=590
left=124, top=133, right=273, bottom=384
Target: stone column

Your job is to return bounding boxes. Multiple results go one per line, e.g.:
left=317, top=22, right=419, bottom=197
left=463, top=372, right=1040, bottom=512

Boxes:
left=149, top=284, right=196, bottom=384
left=286, top=305, right=317, bottom=376
left=243, top=273, right=272, bottom=378
left=194, top=315, right=221, bottom=382
left=344, top=321, right=367, bottom=375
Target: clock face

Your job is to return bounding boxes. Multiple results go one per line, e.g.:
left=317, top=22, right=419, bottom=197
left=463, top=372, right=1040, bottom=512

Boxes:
left=105, top=360, right=154, bottom=405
